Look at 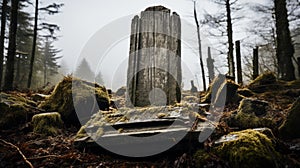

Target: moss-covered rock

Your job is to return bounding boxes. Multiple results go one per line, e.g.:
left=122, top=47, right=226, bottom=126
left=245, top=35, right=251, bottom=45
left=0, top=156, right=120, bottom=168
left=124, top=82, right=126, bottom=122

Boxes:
left=248, top=72, right=282, bottom=93
left=39, top=76, right=110, bottom=127
left=193, top=149, right=211, bottom=167
left=115, top=86, right=126, bottom=96
left=227, top=98, right=275, bottom=129
left=237, top=88, right=255, bottom=97
left=279, top=97, right=300, bottom=139
left=0, top=92, right=37, bottom=129
left=213, top=129, right=282, bottom=168
left=32, top=112, right=63, bottom=136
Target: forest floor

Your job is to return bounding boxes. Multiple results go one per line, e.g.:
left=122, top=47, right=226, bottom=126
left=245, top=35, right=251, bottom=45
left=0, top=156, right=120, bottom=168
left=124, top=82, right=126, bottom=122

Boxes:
left=1, top=75, right=300, bottom=168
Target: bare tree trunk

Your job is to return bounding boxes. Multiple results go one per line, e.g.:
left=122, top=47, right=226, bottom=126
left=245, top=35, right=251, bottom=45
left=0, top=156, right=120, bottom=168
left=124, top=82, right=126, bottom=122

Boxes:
left=253, top=47, right=259, bottom=79
left=226, top=0, right=235, bottom=79
left=194, top=1, right=206, bottom=91
left=27, top=0, right=39, bottom=88
left=207, top=47, right=215, bottom=83
left=0, top=0, right=8, bottom=89
left=235, top=40, right=242, bottom=85
left=274, top=0, right=295, bottom=81
left=3, top=0, right=19, bottom=91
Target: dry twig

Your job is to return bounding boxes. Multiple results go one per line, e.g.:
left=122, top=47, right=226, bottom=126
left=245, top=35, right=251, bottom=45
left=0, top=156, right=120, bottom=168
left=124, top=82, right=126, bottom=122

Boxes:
left=0, top=139, right=34, bottom=168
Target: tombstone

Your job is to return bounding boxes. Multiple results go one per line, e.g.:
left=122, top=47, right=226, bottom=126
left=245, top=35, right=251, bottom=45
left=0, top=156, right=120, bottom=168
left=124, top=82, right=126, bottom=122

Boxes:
left=127, top=6, right=182, bottom=107
left=190, top=80, right=198, bottom=93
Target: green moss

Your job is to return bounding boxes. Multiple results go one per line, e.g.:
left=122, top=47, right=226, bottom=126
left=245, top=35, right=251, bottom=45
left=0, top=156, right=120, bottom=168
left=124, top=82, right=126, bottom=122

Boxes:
left=214, top=129, right=281, bottom=168
left=0, top=92, right=36, bottom=129
left=39, top=76, right=110, bottom=127
left=233, top=112, right=275, bottom=129
left=279, top=97, right=300, bottom=139
left=193, top=149, right=211, bottom=167
left=32, top=112, right=63, bottom=136
left=248, top=72, right=283, bottom=93
left=237, top=88, right=255, bottom=97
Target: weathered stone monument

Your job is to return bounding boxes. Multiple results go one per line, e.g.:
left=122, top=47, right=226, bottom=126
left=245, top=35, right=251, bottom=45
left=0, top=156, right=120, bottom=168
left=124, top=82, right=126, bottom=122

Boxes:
left=127, top=6, right=182, bottom=107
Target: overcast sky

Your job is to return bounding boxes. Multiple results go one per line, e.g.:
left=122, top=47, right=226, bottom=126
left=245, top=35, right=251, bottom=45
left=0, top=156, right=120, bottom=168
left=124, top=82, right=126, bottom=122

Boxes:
left=42, top=0, right=266, bottom=90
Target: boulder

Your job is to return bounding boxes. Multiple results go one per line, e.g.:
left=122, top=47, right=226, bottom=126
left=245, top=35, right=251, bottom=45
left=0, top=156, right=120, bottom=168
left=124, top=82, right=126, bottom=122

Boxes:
left=279, top=97, right=300, bottom=139
left=248, top=72, right=281, bottom=93
left=227, top=98, right=275, bottom=129
left=0, top=92, right=38, bottom=129
left=237, top=88, right=255, bottom=97
left=115, top=86, right=126, bottom=96
left=39, top=76, right=110, bottom=127
left=32, top=112, right=63, bottom=136
left=201, top=74, right=241, bottom=106
left=213, top=129, right=282, bottom=168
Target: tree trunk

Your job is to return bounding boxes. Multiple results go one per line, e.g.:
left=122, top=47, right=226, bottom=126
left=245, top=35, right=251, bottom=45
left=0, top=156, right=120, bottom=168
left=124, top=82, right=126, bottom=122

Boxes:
left=253, top=47, right=259, bottom=79
left=27, top=0, right=39, bottom=88
left=44, top=38, right=49, bottom=86
left=235, top=40, right=242, bottom=85
left=207, top=47, right=215, bottom=83
left=0, top=0, right=8, bottom=89
left=226, top=0, right=235, bottom=79
left=274, top=0, right=295, bottom=81
left=194, top=1, right=206, bottom=91
left=3, top=0, right=19, bottom=91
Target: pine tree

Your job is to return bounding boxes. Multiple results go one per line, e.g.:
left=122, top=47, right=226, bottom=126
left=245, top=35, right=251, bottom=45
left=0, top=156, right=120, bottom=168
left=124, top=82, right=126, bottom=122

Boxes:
left=75, top=58, right=95, bottom=82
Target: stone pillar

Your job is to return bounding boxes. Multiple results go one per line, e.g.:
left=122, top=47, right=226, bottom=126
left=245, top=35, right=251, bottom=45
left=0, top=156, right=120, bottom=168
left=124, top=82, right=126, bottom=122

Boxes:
left=127, top=6, right=182, bottom=107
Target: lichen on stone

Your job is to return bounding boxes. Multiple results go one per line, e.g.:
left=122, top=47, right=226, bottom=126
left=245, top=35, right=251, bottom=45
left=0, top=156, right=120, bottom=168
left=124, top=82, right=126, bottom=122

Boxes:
left=32, top=112, right=63, bottom=136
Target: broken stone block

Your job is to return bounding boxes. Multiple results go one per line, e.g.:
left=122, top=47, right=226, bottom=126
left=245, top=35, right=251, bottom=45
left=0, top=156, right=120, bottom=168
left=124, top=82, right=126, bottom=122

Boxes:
left=279, top=97, right=300, bottom=139
left=126, top=6, right=182, bottom=107
left=39, top=76, right=110, bottom=127
left=32, top=112, right=63, bottom=136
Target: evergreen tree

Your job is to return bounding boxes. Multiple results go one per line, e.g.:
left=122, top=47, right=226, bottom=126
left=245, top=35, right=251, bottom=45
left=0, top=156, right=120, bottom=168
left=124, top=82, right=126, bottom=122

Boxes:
left=75, top=58, right=95, bottom=82
left=43, top=38, right=61, bottom=85
left=95, top=71, right=104, bottom=85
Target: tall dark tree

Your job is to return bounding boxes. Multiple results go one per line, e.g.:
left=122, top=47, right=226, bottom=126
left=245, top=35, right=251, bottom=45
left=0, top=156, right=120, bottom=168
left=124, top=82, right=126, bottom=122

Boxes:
left=0, top=0, right=8, bottom=89
left=275, top=0, right=295, bottom=80
left=225, top=0, right=235, bottom=79
left=193, top=1, right=206, bottom=91
left=27, top=0, right=38, bottom=88
left=3, top=0, right=19, bottom=91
